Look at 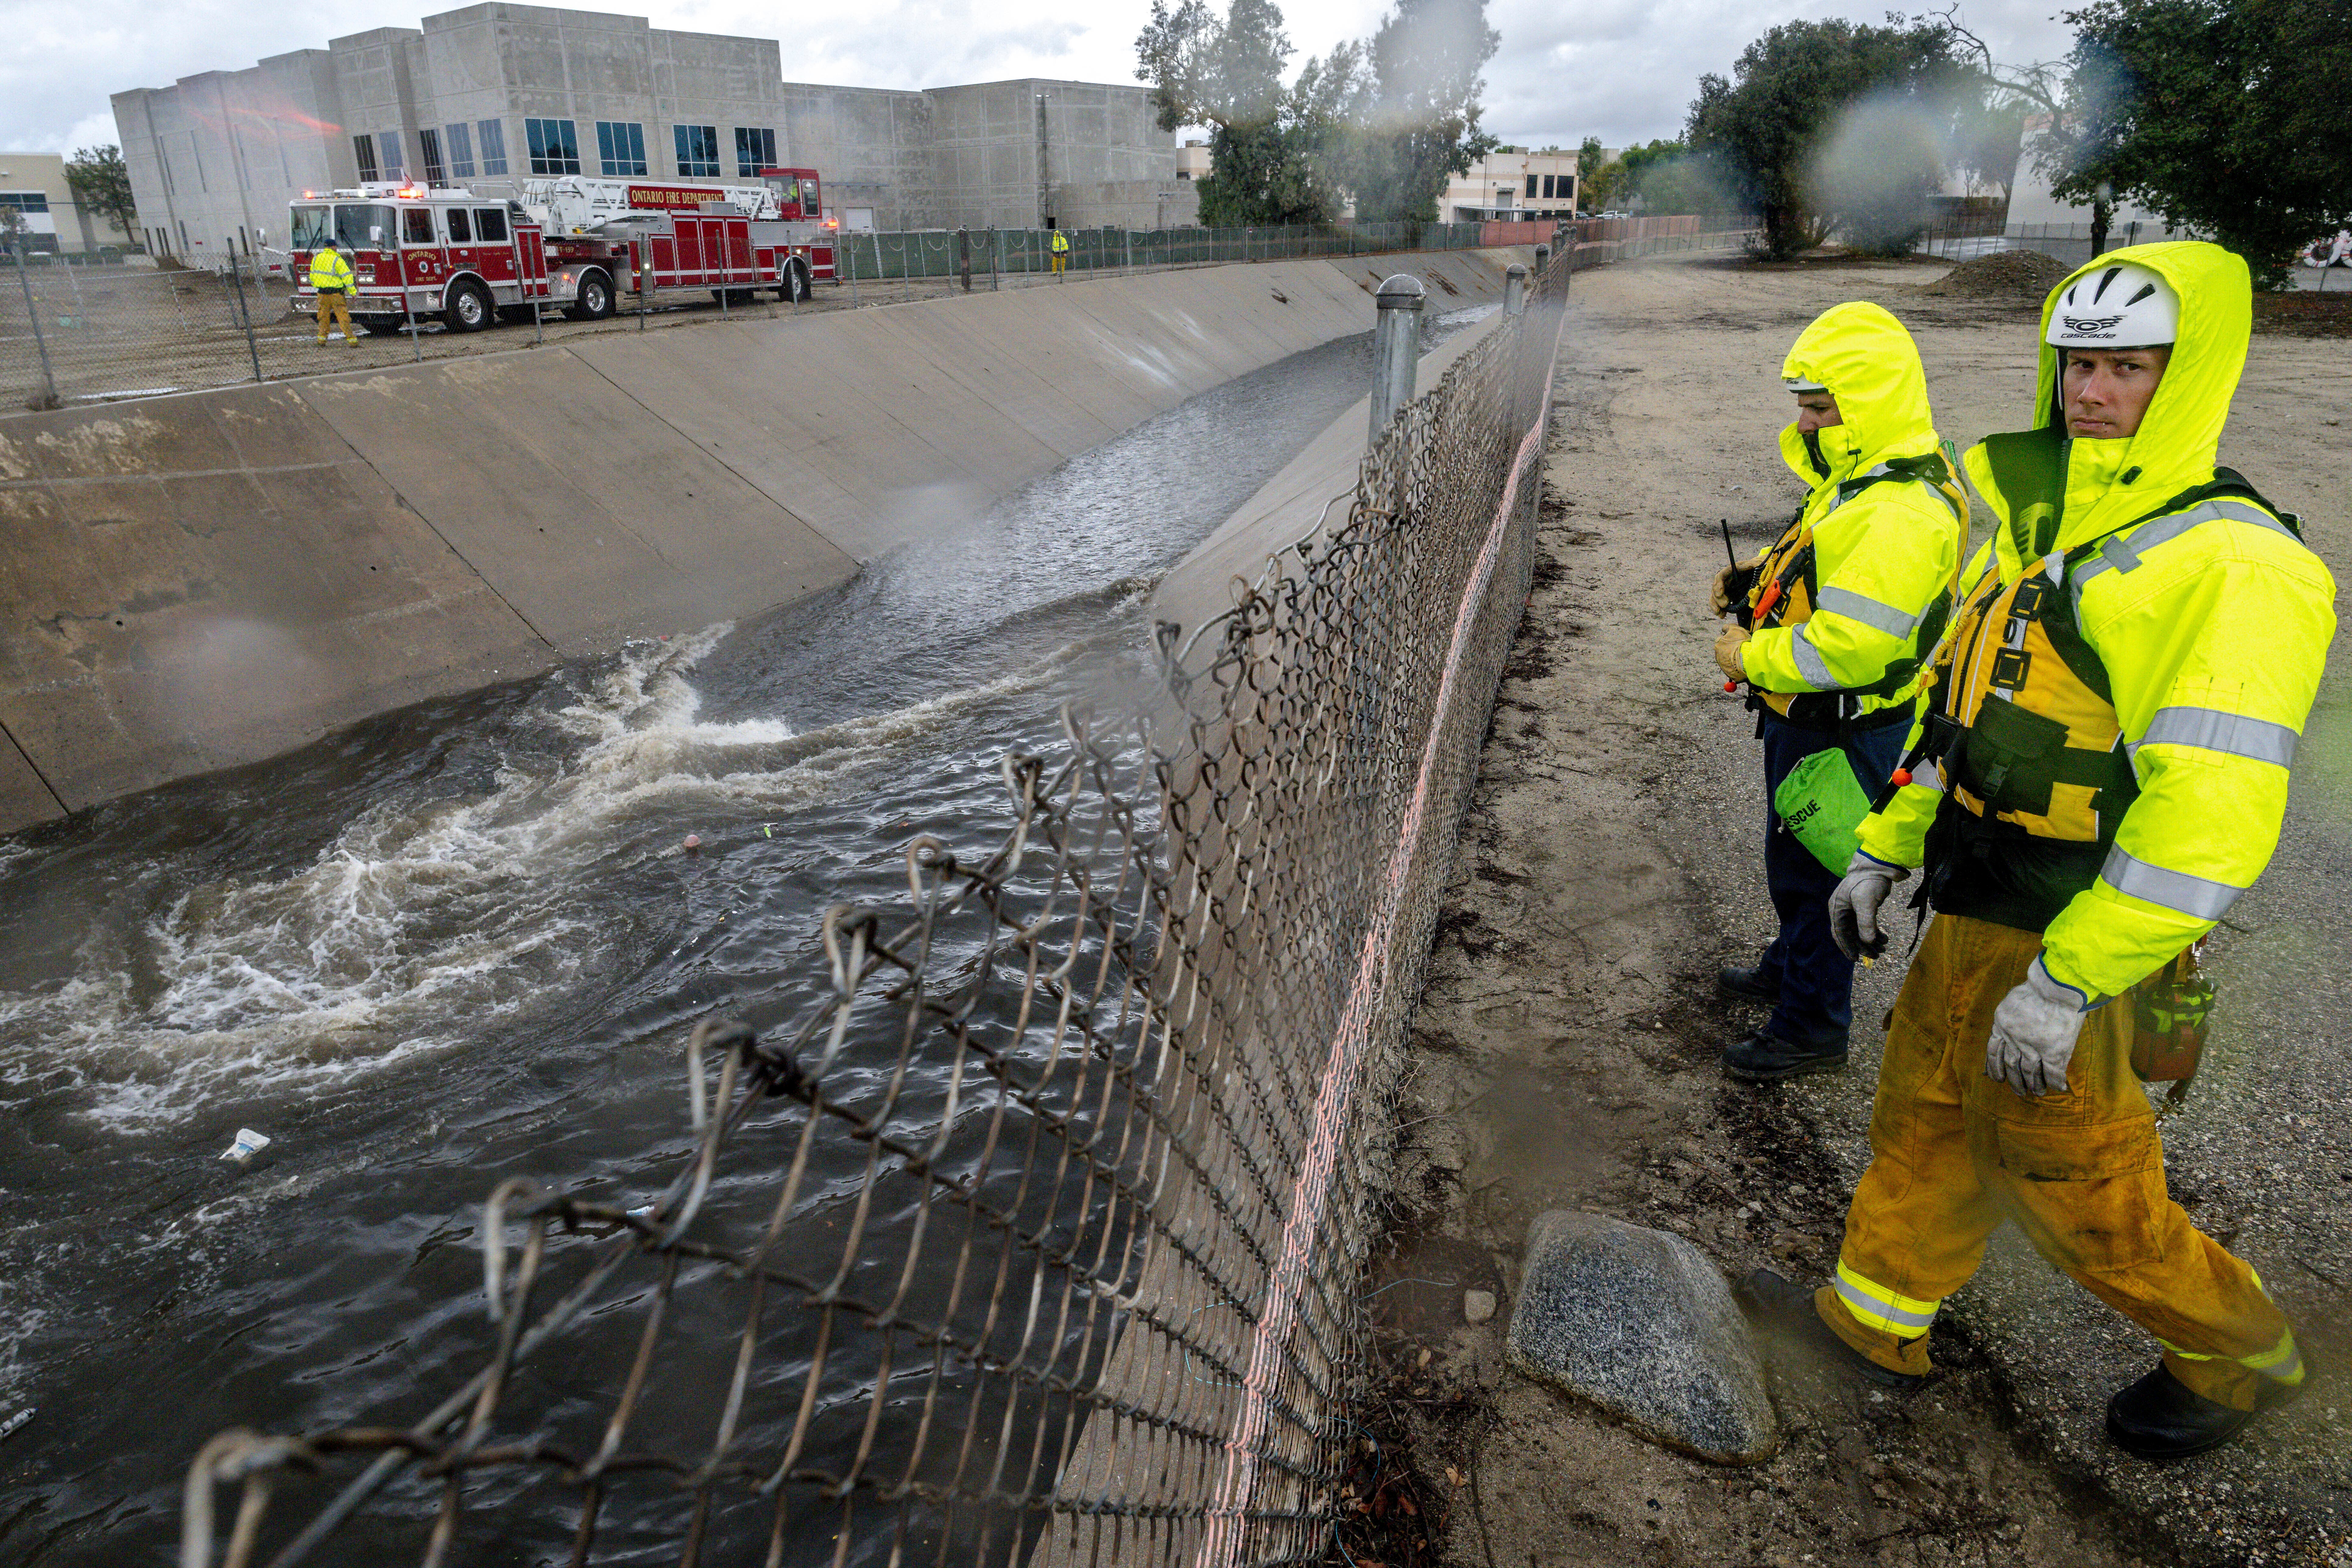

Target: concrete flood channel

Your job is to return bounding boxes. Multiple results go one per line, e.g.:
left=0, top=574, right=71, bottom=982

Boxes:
left=0, top=252, right=1520, bottom=1563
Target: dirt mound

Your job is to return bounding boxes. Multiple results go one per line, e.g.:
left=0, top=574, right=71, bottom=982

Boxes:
left=2254, top=288, right=2352, bottom=338
left=1924, top=248, right=2072, bottom=299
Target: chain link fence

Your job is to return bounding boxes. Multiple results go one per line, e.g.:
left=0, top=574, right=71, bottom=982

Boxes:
left=0, top=223, right=1499, bottom=414
left=177, top=241, right=1578, bottom=1568
left=834, top=222, right=1489, bottom=287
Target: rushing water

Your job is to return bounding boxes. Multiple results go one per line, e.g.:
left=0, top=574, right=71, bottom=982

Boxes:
left=0, top=309, right=1489, bottom=1564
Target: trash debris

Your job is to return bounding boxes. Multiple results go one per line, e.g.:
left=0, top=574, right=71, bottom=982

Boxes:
left=220, top=1129, right=272, bottom=1166
left=683, top=834, right=702, bottom=854
left=0, top=1408, right=29, bottom=1443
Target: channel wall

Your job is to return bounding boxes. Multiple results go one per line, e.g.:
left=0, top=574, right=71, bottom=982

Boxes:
left=0, top=248, right=1531, bottom=835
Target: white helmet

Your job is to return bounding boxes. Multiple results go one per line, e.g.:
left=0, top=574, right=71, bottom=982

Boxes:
left=2045, top=262, right=2178, bottom=349
left=1783, top=375, right=1827, bottom=393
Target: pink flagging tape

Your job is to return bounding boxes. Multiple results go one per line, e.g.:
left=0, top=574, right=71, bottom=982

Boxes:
left=1193, top=314, right=1566, bottom=1568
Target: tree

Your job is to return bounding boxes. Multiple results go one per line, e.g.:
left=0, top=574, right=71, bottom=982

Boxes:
left=2049, top=0, right=2352, bottom=287
left=65, top=145, right=137, bottom=245
left=1686, top=16, right=1972, bottom=258
left=1349, top=0, right=1500, bottom=223
left=1137, top=0, right=1335, bottom=224
left=1576, top=136, right=1620, bottom=211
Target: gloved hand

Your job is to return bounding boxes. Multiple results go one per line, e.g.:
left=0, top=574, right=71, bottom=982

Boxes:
left=1828, top=851, right=1910, bottom=960
left=1710, top=562, right=1754, bottom=617
left=1714, top=624, right=1751, bottom=681
left=1986, top=956, right=2091, bottom=1098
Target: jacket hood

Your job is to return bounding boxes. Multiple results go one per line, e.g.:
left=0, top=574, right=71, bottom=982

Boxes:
left=1966, top=241, right=2251, bottom=558
left=1777, top=301, right=1940, bottom=491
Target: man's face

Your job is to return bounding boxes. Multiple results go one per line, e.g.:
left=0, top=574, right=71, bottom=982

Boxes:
left=2061, top=347, right=2169, bottom=440
left=1793, top=391, right=1842, bottom=434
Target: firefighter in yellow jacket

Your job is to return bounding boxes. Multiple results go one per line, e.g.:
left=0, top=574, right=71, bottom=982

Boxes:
left=1744, top=242, right=2336, bottom=1459
left=1049, top=223, right=1071, bottom=276
left=310, top=241, right=359, bottom=347
left=1710, top=302, right=1963, bottom=1081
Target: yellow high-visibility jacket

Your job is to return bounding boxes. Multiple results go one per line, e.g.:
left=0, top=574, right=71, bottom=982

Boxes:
left=1050, top=230, right=1070, bottom=253
left=1858, top=241, right=2337, bottom=1000
left=1738, top=302, right=1964, bottom=723
left=309, top=250, right=356, bottom=293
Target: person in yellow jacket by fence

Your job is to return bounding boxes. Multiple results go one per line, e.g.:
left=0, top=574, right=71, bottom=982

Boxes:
left=1742, top=241, right=2336, bottom=1460
left=1710, top=302, right=1964, bottom=1081
left=1049, top=223, right=1071, bottom=276
left=309, top=241, right=359, bottom=346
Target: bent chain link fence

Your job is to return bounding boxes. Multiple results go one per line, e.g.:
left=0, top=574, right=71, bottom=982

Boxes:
left=178, top=247, right=1575, bottom=1568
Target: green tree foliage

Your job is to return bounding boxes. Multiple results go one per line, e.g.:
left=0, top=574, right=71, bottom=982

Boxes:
left=64, top=144, right=139, bottom=244
left=1610, top=139, right=1733, bottom=214
left=2053, top=0, right=2352, bottom=287
left=1136, top=0, right=1497, bottom=227
left=1686, top=16, right=1970, bottom=258
left=1137, top=0, right=1335, bottom=224
left=1348, top=0, right=1500, bottom=223
left=1576, top=136, right=1620, bottom=211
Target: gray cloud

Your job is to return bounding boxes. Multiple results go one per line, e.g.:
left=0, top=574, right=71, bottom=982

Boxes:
left=1, top=0, right=2077, bottom=165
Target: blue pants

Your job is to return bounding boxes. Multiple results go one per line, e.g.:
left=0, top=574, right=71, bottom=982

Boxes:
left=1758, top=711, right=1909, bottom=1042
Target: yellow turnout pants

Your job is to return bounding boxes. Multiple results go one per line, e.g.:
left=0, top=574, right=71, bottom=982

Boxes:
left=314, top=290, right=355, bottom=342
left=1821, top=913, right=2302, bottom=1411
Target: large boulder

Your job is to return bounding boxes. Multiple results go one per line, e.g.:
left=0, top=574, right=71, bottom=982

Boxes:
left=1505, top=1210, right=1779, bottom=1464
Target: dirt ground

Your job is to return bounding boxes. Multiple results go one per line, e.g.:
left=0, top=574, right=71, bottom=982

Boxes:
left=1349, top=253, right=2352, bottom=1568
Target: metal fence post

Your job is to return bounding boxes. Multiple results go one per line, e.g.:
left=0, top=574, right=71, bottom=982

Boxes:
left=533, top=297, right=544, bottom=344
left=959, top=227, right=971, bottom=293
left=1503, top=261, right=1528, bottom=321
left=990, top=229, right=1000, bottom=291
left=224, top=239, right=263, bottom=384
left=405, top=292, right=423, bottom=360
left=1367, top=272, right=1424, bottom=446
left=11, top=246, right=60, bottom=409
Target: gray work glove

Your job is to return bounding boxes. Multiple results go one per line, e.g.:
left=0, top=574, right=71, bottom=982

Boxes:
left=1985, top=956, right=2091, bottom=1098
left=1828, top=851, right=1909, bottom=960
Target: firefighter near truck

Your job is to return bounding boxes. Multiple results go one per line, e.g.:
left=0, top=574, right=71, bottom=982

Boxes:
left=287, top=168, right=837, bottom=336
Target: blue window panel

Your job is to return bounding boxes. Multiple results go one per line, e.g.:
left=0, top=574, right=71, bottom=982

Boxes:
left=478, top=120, right=508, bottom=177
left=674, top=124, right=720, bottom=178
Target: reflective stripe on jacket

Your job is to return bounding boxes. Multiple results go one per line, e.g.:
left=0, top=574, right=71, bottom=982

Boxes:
left=1741, top=302, right=1965, bottom=722
left=309, top=251, right=356, bottom=293
left=1856, top=241, right=2337, bottom=1000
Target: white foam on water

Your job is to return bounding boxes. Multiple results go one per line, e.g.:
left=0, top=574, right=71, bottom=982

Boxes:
left=0, top=623, right=1089, bottom=1131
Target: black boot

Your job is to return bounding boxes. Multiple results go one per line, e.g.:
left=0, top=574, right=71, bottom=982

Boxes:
left=1737, top=1269, right=1926, bottom=1391
left=2106, top=1362, right=2304, bottom=1461
left=1717, top=964, right=1780, bottom=1004
left=1722, top=1028, right=1849, bottom=1081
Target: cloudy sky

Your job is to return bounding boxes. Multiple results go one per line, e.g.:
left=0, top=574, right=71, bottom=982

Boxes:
left=1, top=0, right=2077, bottom=159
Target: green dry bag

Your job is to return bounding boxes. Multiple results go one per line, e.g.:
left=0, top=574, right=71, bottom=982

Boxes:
left=1773, top=747, right=1874, bottom=875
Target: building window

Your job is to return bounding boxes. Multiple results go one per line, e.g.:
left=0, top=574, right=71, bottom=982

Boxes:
left=596, top=121, right=647, bottom=177
left=526, top=118, right=580, bottom=176
left=675, top=124, right=721, bottom=178
left=420, top=128, right=446, bottom=185
left=734, top=127, right=776, bottom=176
left=478, top=119, right=508, bottom=176
left=377, top=131, right=407, bottom=180
left=446, top=122, right=476, bottom=179
left=1525, top=173, right=1537, bottom=197
left=0, top=192, right=50, bottom=213
left=354, top=135, right=379, bottom=182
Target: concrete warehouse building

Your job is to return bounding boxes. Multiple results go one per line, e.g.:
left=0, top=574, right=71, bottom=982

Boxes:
left=112, top=2, right=1196, bottom=262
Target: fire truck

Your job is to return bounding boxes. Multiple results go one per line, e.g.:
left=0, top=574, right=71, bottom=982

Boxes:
left=286, top=167, right=837, bottom=335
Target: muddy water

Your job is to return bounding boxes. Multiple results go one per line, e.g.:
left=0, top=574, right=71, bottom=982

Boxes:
left=0, top=310, right=1490, bottom=1563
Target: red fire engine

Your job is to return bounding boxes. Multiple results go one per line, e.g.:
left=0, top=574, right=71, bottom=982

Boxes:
left=287, top=167, right=837, bottom=335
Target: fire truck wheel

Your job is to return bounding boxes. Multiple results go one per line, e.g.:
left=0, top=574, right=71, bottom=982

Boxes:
left=565, top=270, right=615, bottom=322
left=443, top=281, right=494, bottom=334
left=778, top=262, right=809, bottom=304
